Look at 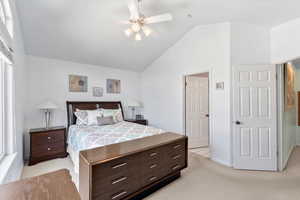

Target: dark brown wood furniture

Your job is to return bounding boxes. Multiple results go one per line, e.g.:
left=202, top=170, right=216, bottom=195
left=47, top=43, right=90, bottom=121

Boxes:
left=66, top=101, right=188, bottom=200
left=29, top=126, right=68, bottom=165
left=0, top=169, right=81, bottom=200
left=79, top=133, right=187, bottom=200
left=125, top=119, right=148, bottom=125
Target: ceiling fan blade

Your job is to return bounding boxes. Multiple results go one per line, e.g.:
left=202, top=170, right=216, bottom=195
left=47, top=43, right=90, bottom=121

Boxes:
left=144, top=13, right=173, bottom=24
left=128, top=0, right=139, bottom=20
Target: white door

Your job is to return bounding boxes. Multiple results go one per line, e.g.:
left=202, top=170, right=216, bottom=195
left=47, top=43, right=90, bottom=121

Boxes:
left=233, top=65, right=277, bottom=171
left=186, top=76, right=209, bottom=148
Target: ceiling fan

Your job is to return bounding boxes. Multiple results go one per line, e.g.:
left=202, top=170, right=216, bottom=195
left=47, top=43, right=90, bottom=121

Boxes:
left=122, top=0, right=173, bottom=41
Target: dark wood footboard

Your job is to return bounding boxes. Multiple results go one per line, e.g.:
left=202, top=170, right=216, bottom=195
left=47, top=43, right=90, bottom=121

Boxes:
left=79, top=133, right=188, bottom=200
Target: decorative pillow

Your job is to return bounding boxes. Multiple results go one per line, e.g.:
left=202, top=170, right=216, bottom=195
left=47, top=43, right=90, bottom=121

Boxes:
left=101, top=108, right=123, bottom=123
left=74, top=109, right=88, bottom=126
left=87, top=110, right=103, bottom=126
left=97, top=116, right=115, bottom=126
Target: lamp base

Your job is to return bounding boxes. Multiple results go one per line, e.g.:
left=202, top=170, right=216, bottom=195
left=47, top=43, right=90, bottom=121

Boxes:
left=131, top=107, right=136, bottom=119
left=44, top=110, right=51, bottom=129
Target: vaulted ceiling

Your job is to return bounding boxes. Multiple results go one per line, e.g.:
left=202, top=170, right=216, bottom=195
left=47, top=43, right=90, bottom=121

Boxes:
left=16, top=0, right=300, bottom=71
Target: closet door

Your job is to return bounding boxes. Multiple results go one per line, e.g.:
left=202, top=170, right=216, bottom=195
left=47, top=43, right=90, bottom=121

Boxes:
left=232, top=65, right=277, bottom=171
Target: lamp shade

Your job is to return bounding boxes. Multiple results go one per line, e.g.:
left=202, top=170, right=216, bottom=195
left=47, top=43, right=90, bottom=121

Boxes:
left=37, top=101, right=58, bottom=110
left=127, top=100, right=141, bottom=108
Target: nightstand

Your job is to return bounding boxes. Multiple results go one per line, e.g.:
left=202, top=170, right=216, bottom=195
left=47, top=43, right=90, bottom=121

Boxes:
left=125, top=119, right=148, bottom=126
left=29, top=126, right=68, bottom=166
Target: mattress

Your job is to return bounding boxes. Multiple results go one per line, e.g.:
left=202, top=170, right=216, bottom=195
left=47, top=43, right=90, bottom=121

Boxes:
left=67, top=121, right=164, bottom=174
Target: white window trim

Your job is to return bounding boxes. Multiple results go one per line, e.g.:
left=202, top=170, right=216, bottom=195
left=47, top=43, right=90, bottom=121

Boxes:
left=0, top=61, right=4, bottom=161
left=0, top=152, right=17, bottom=184
left=0, top=0, right=15, bottom=165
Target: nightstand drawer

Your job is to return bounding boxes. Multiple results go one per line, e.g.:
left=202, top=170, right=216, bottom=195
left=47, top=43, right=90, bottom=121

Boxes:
left=31, top=142, right=65, bottom=158
left=31, top=130, right=65, bottom=146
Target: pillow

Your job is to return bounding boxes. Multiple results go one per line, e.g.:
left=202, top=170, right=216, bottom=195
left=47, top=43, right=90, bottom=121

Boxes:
left=87, top=110, right=103, bottom=126
left=74, top=109, right=88, bottom=126
left=97, top=116, right=115, bottom=126
left=101, top=108, right=123, bottom=123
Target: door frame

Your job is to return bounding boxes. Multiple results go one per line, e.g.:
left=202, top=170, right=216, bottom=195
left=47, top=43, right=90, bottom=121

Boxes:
left=183, top=68, right=214, bottom=149
left=276, top=64, right=284, bottom=171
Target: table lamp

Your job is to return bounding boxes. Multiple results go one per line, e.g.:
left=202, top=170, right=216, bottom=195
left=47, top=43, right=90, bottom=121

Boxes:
left=127, top=100, right=141, bottom=119
left=37, top=101, right=58, bottom=129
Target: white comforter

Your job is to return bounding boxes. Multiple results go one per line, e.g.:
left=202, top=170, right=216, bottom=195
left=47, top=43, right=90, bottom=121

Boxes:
left=67, top=121, right=164, bottom=173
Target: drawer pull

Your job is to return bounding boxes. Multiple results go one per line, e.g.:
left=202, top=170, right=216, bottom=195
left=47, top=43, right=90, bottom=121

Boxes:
left=47, top=148, right=51, bottom=151
left=149, top=176, right=157, bottom=182
left=172, top=155, right=182, bottom=160
left=112, top=176, right=127, bottom=185
left=111, top=191, right=127, bottom=200
left=150, top=164, right=157, bottom=169
left=172, top=164, right=181, bottom=171
left=112, top=162, right=127, bottom=169
left=47, top=137, right=51, bottom=140
left=173, top=144, right=181, bottom=149
left=150, top=152, right=158, bottom=157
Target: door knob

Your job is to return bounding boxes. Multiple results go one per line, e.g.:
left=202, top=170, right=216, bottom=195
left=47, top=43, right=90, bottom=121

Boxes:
left=205, top=114, right=209, bottom=118
left=235, top=121, right=242, bottom=125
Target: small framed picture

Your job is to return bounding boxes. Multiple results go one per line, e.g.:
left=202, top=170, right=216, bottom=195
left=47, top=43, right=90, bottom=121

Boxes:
left=107, top=79, right=121, bottom=94
left=69, top=75, right=88, bottom=92
left=93, top=87, right=104, bottom=97
left=216, top=82, right=224, bottom=90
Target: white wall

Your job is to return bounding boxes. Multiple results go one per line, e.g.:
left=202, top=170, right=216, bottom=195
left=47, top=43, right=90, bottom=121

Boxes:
left=295, top=66, right=300, bottom=145
left=271, top=18, right=300, bottom=64
left=280, top=63, right=297, bottom=169
left=141, top=22, right=271, bottom=167
left=282, top=108, right=296, bottom=166
left=2, top=0, right=28, bottom=183
left=141, top=23, right=232, bottom=166
left=231, top=23, right=270, bottom=65
left=24, top=56, right=141, bottom=159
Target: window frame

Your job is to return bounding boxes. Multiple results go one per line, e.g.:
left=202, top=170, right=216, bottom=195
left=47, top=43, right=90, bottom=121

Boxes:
left=0, top=60, right=5, bottom=161
left=0, top=0, right=13, bottom=163
left=0, top=1, right=6, bottom=25
left=0, top=0, right=13, bottom=38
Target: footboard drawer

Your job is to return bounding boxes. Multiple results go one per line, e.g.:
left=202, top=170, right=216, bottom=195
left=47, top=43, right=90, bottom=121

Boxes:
left=79, top=133, right=188, bottom=200
left=92, top=155, right=139, bottom=179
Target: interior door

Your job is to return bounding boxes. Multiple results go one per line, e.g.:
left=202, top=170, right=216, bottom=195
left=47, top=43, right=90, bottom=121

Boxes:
left=186, top=76, right=209, bottom=148
left=233, top=65, right=277, bottom=171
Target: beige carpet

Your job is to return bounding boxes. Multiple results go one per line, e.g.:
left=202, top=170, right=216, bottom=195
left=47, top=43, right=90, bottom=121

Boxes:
left=189, top=147, right=210, bottom=158
left=22, top=147, right=300, bottom=200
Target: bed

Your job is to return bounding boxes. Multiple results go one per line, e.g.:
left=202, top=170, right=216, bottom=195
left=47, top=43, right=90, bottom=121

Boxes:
left=66, top=101, right=188, bottom=200
left=67, top=121, right=165, bottom=174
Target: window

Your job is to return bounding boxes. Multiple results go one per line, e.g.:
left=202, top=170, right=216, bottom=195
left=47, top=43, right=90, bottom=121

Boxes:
left=0, top=56, right=12, bottom=161
left=0, top=2, right=5, bottom=25
left=0, top=59, right=4, bottom=160
left=0, top=0, right=13, bottom=162
left=0, top=0, right=12, bottom=37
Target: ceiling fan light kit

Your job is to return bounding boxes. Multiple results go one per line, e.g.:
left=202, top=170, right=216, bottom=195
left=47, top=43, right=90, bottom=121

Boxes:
left=123, top=0, right=173, bottom=41
left=135, top=33, right=142, bottom=41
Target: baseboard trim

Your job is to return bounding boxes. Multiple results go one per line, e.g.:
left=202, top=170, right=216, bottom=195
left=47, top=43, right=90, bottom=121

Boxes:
left=211, top=156, right=231, bottom=167
left=282, top=145, right=295, bottom=170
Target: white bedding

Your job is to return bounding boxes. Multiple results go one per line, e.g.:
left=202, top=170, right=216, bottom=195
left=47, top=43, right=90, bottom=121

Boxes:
left=67, top=121, right=164, bottom=173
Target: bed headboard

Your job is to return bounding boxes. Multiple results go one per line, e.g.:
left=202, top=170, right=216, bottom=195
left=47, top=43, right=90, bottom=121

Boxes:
left=66, top=101, right=124, bottom=128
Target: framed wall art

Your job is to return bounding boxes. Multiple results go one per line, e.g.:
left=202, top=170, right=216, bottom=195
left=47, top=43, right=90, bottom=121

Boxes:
left=107, top=79, right=121, bottom=94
